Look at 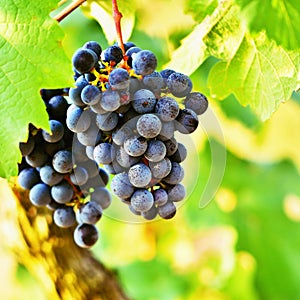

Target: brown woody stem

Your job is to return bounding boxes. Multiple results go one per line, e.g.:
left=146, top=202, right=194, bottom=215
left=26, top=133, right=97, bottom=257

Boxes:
left=54, top=0, right=86, bottom=23
left=112, top=0, right=125, bottom=54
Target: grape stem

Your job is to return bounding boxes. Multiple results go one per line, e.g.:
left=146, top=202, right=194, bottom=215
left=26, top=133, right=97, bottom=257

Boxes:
left=54, top=0, right=86, bottom=23
left=112, top=0, right=125, bottom=54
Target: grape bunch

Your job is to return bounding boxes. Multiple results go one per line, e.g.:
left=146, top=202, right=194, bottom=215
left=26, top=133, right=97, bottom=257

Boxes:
left=18, top=40, right=208, bottom=248
left=68, top=41, right=208, bottom=220
left=18, top=88, right=111, bottom=248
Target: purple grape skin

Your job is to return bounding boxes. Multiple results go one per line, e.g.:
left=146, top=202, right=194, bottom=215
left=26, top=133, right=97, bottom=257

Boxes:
left=90, top=187, right=112, bottom=209
left=93, top=142, right=115, bottom=165
left=72, top=48, right=98, bottom=74
left=167, top=184, right=186, bottom=202
left=144, top=140, right=167, bottom=162
left=110, top=172, right=135, bottom=199
left=100, top=89, right=121, bottom=111
left=78, top=201, right=102, bottom=224
left=29, top=183, right=52, bottom=207
left=52, top=150, right=73, bottom=174
left=42, top=120, right=64, bottom=143
left=158, top=201, right=177, bottom=219
left=19, top=135, right=35, bottom=156
left=167, top=72, right=192, bottom=97
left=143, top=71, right=165, bottom=92
left=169, top=143, right=187, bottom=163
left=163, top=162, right=184, bottom=185
left=39, top=165, right=64, bottom=186
left=81, top=85, right=102, bottom=105
left=53, top=206, right=76, bottom=228
left=18, top=168, right=40, bottom=190
left=96, top=112, right=118, bottom=131
left=25, top=147, right=49, bottom=168
left=155, top=96, right=179, bottom=122
left=164, top=137, right=178, bottom=156
left=109, top=68, right=130, bottom=90
left=124, top=135, right=147, bottom=157
left=184, top=92, right=208, bottom=115
left=153, top=188, right=168, bottom=206
left=128, top=163, right=152, bottom=188
left=74, top=223, right=99, bottom=248
left=132, top=50, right=157, bottom=76
left=149, top=157, right=172, bottom=179
left=141, top=205, right=158, bottom=220
left=137, top=114, right=161, bottom=138
left=130, top=189, right=154, bottom=212
left=175, top=108, right=199, bottom=134
left=83, top=41, right=102, bottom=58
left=51, top=180, right=74, bottom=204
left=132, top=89, right=157, bottom=114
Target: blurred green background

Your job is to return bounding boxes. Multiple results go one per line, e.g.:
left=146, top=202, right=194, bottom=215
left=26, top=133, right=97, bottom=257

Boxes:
left=2, top=0, right=300, bottom=299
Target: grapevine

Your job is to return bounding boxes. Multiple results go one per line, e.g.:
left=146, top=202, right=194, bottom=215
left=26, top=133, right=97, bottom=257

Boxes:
left=17, top=0, right=208, bottom=248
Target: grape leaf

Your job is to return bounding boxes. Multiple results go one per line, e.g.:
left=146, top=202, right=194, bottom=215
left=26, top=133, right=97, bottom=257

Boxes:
left=208, top=32, right=300, bottom=121
left=84, top=0, right=135, bottom=44
left=236, top=0, right=300, bottom=50
left=0, top=0, right=73, bottom=178
left=185, top=0, right=219, bottom=22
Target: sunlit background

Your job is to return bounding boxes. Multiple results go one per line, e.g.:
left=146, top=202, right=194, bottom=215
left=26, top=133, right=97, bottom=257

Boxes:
left=1, top=0, right=300, bottom=299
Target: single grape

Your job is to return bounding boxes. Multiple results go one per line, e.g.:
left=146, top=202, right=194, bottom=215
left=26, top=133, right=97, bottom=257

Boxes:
left=52, top=150, right=73, bottom=174
left=132, top=89, right=156, bottom=114
left=18, top=168, right=40, bottom=189
left=124, top=41, right=136, bottom=51
left=96, top=112, right=118, bottom=131
left=157, top=201, right=176, bottom=219
left=163, top=162, right=184, bottom=185
left=85, top=146, right=95, bottom=160
left=78, top=201, right=102, bottom=224
left=72, top=48, right=98, bottom=74
left=70, top=166, right=89, bottom=186
left=93, top=142, right=115, bottom=165
left=131, top=189, right=154, bottom=212
left=42, top=120, right=64, bottom=143
left=102, top=45, right=123, bottom=65
left=66, top=105, right=91, bottom=133
left=137, top=114, right=161, bottom=138
left=29, top=183, right=52, bottom=206
left=109, top=68, right=130, bottom=90
left=144, top=140, right=166, bottom=162
left=39, top=165, right=64, bottom=186
left=81, top=85, right=101, bottom=105
left=141, top=204, right=158, bottom=220
left=40, top=88, right=64, bottom=101
left=90, top=186, right=112, bottom=209
left=103, top=161, right=125, bottom=175
left=53, top=206, right=76, bottom=228
left=155, top=96, right=179, bottom=122
left=25, top=147, right=49, bottom=168
left=100, top=89, right=120, bottom=111
left=132, top=50, right=157, bottom=76
left=153, top=188, right=168, bottom=206
left=128, top=163, right=152, bottom=188
left=167, top=72, right=192, bottom=97
left=83, top=41, right=102, bottom=58
left=184, top=92, right=208, bottom=115
left=51, top=180, right=74, bottom=204
left=149, top=157, right=172, bottom=179
left=74, top=223, right=99, bottom=248
left=110, top=172, right=134, bottom=199
left=175, top=108, right=199, bottom=134
left=48, top=96, right=69, bottom=119
left=167, top=184, right=186, bottom=202
left=124, top=135, right=147, bottom=157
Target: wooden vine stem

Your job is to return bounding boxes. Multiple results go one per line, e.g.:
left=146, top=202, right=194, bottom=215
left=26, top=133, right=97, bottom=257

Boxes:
left=112, top=0, right=125, bottom=54
left=54, top=0, right=87, bottom=22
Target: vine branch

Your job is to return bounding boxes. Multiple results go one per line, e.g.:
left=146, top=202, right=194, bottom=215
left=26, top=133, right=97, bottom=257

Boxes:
left=54, top=0, right=87, bottom=23
left=112, top=0, right=125, bottom=54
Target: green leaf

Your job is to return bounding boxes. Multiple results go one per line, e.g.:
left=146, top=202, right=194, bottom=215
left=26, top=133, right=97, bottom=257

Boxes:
left=164, top=0, right=234, bottom=75
left=236, top=0, right=300, bottom=50
left=185, top=0, right=219, bottom=22
left=208, top=32, right=300, bottom=120
left=84, top=0, right=135, bottom=44
left=0, top=0, right=73, bottom=178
